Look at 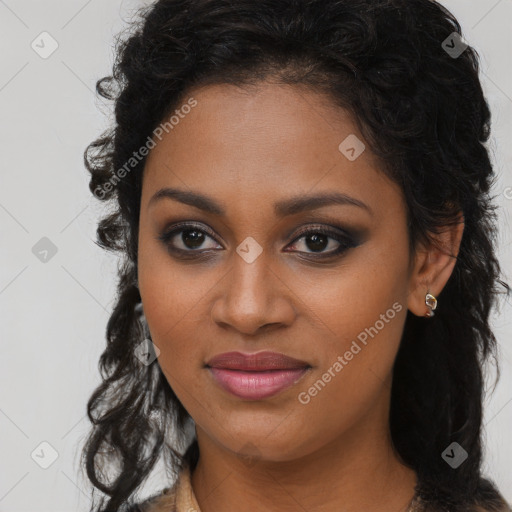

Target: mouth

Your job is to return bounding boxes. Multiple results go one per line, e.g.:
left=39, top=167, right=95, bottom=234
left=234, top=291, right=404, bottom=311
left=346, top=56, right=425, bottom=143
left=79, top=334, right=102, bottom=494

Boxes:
left=205, top=351, right=311, bottom=400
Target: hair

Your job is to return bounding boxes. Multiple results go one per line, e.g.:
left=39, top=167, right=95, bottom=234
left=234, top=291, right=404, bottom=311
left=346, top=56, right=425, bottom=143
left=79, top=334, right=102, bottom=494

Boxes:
left=81, top=0, right=511, bottom=511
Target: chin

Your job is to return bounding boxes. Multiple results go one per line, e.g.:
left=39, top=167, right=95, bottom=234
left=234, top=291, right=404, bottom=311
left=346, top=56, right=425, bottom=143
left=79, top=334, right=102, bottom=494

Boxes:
left=207, top=417, right=311, bottom=463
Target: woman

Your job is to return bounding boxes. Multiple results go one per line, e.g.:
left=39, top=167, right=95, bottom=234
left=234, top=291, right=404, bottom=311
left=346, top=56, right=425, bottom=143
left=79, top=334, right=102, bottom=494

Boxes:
left=81, top=0, right=511, bottom=511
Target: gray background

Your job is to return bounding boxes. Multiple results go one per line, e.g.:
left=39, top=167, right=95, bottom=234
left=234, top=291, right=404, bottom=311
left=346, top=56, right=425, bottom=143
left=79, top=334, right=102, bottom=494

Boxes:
left=0, top=0, right=511, bottom=510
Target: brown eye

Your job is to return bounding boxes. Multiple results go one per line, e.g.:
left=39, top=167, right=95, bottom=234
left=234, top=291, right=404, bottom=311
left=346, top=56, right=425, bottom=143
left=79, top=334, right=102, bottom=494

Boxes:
left=285, top=225, right=359, bottom=258
left=157, top=222, right=361, bottom=261
left=157, top=222, right=222, bottom=255
left=299, top=232, right=330, bottom=252
left=179, top=229, right=207, bottom=249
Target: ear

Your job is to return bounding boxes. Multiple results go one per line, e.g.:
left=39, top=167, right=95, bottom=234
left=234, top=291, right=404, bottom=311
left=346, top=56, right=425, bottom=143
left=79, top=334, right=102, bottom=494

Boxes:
left=407, top=211, right=465, bottom=317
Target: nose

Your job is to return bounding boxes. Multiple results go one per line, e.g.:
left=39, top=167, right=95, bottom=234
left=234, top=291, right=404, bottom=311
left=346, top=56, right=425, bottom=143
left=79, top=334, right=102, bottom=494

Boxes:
left=210, top=250, right=297, bottom=336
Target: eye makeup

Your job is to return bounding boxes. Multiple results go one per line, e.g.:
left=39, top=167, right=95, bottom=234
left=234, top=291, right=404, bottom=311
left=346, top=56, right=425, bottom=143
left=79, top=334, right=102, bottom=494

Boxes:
left=155, top=219, right=367, bottom=262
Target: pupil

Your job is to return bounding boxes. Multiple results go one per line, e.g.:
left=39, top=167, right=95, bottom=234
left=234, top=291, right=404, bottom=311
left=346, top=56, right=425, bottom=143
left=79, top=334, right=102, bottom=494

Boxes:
left=183, top=230, right=204, bottom=249
left=306, top=233, right=327, bottom=252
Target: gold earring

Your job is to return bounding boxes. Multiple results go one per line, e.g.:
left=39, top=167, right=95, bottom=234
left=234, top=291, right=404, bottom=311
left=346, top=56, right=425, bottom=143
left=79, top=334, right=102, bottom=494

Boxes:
left=425, top=291, right=437, bottom=318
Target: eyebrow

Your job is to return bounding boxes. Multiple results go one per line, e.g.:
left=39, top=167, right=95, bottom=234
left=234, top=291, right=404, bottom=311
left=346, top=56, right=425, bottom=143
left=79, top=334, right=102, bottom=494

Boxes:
left=148, top=187, right=373, bottom=217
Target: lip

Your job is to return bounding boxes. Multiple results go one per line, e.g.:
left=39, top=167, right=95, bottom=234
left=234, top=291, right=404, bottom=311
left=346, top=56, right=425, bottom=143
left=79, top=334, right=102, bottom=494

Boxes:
left=205, top=351, right=310, bottom=371
left=205, top=351, right=311, bottom=400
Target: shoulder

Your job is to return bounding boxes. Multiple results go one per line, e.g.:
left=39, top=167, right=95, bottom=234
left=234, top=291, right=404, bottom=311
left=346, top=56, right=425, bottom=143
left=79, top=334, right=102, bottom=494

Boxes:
left=414, top=477, right=511, bottom=512
left=124, top=486, right=177, bottom=512
left=476, top=499, right=512, bottom=512
left=413, top=497, right=511, bottom=512
left=456, top=494, right=512, bottom=512
left=471, top=478, right=512, bottom=512
left=472, top=504, right=512, bottom=512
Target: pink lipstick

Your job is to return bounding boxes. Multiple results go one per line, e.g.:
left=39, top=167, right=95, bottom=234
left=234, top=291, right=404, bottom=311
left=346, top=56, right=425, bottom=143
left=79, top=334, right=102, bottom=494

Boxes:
left=205, top=351, right=311, bottom=400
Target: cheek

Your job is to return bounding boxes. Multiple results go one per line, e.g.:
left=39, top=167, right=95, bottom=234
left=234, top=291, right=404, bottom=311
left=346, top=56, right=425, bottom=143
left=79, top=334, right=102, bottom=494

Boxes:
left=137, top=236, right=213, bottom=382
left=137, top=221, right=216, bottom=333
left=288, top=292, right=407, bottom=449
left=138, top=271, right=209, bottom=371
left=287, top=229, right=409, bottom=347
left=289, top=233, right=410, bottom=405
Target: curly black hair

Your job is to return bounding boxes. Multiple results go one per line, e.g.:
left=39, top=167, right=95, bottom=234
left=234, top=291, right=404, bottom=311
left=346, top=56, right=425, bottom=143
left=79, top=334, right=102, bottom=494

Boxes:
left=80, top=0, right=511, bottom=511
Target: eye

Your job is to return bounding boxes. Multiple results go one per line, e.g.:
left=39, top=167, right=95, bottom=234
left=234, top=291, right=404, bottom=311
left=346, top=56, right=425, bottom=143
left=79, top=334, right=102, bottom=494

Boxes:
left=157, top=222, right=222, bottom=257
left=157, top=222, right=360, bottom=260
left=285, top=225, right=358, bottom=258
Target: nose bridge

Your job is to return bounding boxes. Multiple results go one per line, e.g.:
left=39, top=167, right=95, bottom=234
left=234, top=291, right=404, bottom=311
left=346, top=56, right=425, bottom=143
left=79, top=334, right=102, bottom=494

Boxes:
left=227, top=210, right=272, bottom=302
left=227, top=248, right=272, bottom=315
left=211, top=243, right=294, bottom=334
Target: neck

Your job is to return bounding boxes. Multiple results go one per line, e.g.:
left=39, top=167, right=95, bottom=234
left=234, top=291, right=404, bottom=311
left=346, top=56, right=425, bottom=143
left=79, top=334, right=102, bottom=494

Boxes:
left=190, top=395, right=418, bottom=512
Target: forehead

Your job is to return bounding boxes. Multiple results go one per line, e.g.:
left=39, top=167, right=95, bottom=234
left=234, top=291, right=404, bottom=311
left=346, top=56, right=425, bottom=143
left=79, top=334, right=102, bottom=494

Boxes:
left=141, top=82, right=403, bottom=219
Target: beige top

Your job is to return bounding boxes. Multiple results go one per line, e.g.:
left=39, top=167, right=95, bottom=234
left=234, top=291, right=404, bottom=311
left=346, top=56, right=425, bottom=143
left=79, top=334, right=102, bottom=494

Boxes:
left=145, top=463, right=200, bottom=512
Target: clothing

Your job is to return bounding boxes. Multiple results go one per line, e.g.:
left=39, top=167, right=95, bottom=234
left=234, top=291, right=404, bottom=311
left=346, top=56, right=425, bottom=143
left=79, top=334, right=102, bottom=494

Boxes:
left=130, top=463, right=200, bottom=512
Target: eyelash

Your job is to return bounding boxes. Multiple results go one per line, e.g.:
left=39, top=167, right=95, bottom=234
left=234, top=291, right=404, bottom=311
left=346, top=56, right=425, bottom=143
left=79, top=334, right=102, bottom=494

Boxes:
left=156, top=221, right=360, bottom=261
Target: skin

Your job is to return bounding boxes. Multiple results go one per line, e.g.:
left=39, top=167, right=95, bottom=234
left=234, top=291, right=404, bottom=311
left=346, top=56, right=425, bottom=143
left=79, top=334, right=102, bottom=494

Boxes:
left=137, top=81, right=464, bottom=512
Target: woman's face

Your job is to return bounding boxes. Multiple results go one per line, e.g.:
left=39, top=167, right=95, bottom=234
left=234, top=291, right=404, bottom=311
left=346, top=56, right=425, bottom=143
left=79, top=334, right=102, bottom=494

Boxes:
left=137, top=82, right=420, bottom=462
